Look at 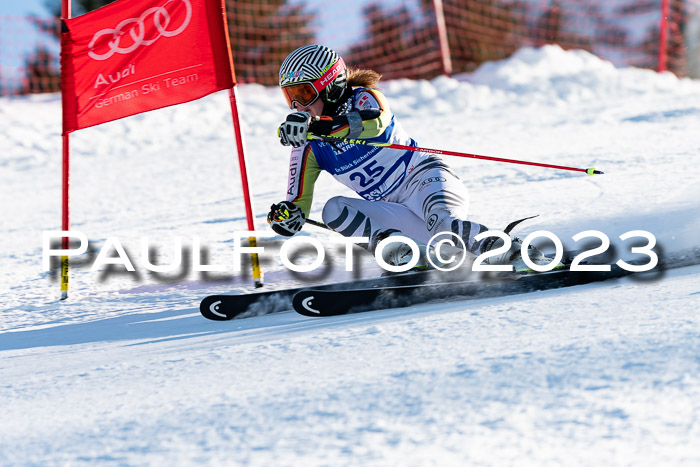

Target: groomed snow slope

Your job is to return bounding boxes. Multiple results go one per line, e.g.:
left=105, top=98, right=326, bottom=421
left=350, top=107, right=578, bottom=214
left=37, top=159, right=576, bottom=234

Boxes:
left=1, top=45, right=699, bottom=465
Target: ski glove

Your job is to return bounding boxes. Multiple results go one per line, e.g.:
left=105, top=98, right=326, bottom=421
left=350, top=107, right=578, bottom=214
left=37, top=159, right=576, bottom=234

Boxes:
left=278, top=111, right=311, bottom=147
left=267, top=201, right=306, bottom=237
left=308, top=110, right=382, bottom=136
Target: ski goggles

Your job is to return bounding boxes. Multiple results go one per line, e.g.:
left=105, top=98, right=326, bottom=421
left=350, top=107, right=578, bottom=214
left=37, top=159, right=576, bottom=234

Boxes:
left=280, top=58, right=346, bottom=109
left=281, top=82, right=320, bottom=109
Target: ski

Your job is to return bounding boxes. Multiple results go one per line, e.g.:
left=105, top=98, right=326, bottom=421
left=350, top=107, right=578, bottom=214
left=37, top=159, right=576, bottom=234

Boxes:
left=200, top=268, right=437, bottom=320
left=292, top=263, right=651, bottom=317
left=201, top=249, right=582, bottom=320
left=204, top=248, right=700, bottom=320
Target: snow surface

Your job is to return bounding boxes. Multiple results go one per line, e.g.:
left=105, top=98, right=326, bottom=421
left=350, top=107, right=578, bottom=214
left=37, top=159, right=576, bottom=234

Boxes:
left=1, top=45, right=700, bottom=465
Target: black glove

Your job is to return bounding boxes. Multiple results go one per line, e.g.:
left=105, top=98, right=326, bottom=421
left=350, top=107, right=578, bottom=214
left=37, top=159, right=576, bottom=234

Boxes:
left=278, top=112, right=311, bottom=147
left=309, top=116, right=334, bottom=135
left=267, top=201, right=306, bottom=236
left=308, top=109, right=381, bottom=136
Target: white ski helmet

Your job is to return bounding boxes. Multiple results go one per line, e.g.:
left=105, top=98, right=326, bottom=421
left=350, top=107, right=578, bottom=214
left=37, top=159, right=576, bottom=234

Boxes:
left=279, top=45, right=347, bottom=109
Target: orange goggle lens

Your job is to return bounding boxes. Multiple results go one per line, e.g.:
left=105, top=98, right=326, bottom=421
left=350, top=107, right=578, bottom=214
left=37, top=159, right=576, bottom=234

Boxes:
left=281, top=82, right=319, bottom=109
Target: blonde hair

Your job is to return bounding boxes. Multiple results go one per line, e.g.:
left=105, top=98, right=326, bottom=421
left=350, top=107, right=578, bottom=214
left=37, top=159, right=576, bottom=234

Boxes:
left=347, top=67, right=382, bottom=89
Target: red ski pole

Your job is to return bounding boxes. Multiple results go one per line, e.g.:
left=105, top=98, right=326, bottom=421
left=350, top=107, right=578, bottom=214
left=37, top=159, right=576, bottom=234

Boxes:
left=308, top=134, right=603, bottom=175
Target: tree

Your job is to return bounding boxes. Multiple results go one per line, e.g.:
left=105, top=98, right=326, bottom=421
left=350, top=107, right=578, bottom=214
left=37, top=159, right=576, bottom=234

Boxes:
left=344, top=1, right=442, bottom=80
left=43, top=0, right=118, bottom=20
left=225, top=0, right=316, bottom=85
left=530, top=1, right=595, bottom=50
left=630, top=0, right=688, bottom=75
left=441, top=0, right=523, bottom=73
left=663, top=0, right=688, bottom=76
left=18, top=0, right=117, bottom=94
left=20, top=46, right=61, bottom=94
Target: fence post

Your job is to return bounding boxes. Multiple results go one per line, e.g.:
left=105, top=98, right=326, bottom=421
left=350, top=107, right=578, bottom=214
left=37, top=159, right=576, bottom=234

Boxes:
left=658, top=0, right=669, bottom=72
left=433, top=0, right=452, bottom=76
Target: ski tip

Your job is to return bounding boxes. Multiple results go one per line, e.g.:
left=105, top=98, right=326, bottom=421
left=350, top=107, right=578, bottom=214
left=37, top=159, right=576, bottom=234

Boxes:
left=293, top=291, right=324, bottom=317
left=200, top=296, right=240, bottom=321
left=586, top=168, right=604, bottom=175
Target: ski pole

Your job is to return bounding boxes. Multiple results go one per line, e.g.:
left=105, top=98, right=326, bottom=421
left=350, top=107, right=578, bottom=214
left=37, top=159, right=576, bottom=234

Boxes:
left=306, top=218, right=330, bottom=230
left=308, top=134, right=603, bottom=175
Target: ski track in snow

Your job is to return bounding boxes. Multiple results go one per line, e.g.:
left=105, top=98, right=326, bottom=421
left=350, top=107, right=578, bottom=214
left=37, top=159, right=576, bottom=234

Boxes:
left=1, top=45, right=700, bottom=465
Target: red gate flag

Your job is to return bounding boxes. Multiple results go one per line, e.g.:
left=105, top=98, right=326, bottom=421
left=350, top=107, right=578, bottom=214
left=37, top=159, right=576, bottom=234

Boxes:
left=60, top=0, right=234, bottom=133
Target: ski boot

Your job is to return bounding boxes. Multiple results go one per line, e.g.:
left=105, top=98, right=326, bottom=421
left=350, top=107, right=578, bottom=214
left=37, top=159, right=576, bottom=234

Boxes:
left=373, top=230, right=462, bottom=271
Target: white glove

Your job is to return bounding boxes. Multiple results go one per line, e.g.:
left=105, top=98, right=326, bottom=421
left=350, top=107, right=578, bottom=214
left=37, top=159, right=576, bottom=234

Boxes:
left=278, top=111, right=311, bottom=147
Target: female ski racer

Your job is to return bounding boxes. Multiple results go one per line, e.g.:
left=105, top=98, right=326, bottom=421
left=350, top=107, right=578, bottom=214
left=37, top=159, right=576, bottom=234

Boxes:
left=267, top=44, right=544, bottom=270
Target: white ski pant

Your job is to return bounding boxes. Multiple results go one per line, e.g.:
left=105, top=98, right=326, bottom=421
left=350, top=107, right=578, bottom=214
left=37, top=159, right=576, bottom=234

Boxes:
left=321, top=156, right=490, bottom=254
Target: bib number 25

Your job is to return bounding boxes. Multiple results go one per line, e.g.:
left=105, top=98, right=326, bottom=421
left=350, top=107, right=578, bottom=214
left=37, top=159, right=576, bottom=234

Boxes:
left=349, top=160, right=384, bottom=187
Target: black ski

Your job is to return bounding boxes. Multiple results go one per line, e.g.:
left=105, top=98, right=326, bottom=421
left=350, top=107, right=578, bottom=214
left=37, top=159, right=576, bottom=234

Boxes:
left=201, top=249, right=582, bottom=320
left=200, top=268, right=437, bottom=320
left=205, top=247, right=700, bottom=320
left=292, top=264, right=646, bottom=317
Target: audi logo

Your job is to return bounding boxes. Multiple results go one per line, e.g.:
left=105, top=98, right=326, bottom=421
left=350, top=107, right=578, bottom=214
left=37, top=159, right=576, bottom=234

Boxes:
left=88, top=0, right=193, bottom=61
